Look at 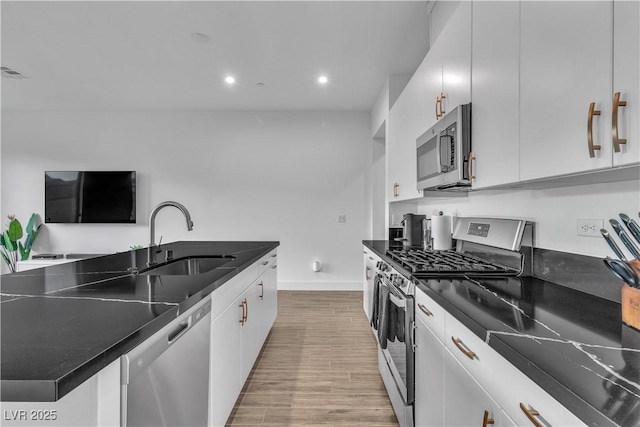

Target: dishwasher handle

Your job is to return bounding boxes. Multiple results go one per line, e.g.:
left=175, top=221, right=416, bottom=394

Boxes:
left=121, top=298, right=211, bottom=385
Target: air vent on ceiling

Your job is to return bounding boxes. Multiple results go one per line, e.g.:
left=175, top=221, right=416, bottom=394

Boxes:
left=1, top=66, right=27, bottom=79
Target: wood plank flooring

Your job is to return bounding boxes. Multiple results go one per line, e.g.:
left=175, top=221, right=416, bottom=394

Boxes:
left=226, top=290, right=399, bottom=426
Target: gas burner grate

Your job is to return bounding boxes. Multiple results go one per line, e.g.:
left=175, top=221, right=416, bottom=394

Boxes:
left=385, top=248, right=513, bottom=276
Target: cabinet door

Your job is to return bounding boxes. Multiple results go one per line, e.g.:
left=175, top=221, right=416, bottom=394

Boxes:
left=444, top=347, right=503, bottom=427
left=415, top=317, right=445, bottom=427
left=471, top=1, right=520, bottom=189
left=209, top=295, right=244, bottom=427
left=613, top=0, right=640, bottom=166
left=241, top=281, right=265, bottom=383
left=422, top=40, right=444, bottom=126
left=520, top=1, right=613, bottom=180
left=387, top=73, right=425, bottom=201
left=363, top=250, right=377, bottom=321
left=264, top=261, right=278, bottom=333
left=439, top=1, right=471, bottom=115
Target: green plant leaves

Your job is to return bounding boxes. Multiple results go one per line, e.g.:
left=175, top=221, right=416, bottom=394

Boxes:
left=7, top=218, right=23, bottom=242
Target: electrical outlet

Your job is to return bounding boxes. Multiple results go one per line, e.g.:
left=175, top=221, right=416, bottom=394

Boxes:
left=337, top=215, right=347, bottom=223
left=577, top=219, right=603, bottom=237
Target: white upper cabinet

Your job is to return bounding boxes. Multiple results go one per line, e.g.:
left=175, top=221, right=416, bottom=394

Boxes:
left=439, top=1, right=471, bottom=117
left=470, top=1, right=520, bottom=189
left=423, top=1, right=471, bottom=125
left=519, top=1, right=613, bottom=181
left=388, top=68, right=425, bottom=201
left=613, top=0, right=640, bottom=167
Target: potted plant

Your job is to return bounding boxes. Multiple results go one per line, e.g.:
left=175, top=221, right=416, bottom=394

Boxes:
left=1, top=214, right=42, bottom=273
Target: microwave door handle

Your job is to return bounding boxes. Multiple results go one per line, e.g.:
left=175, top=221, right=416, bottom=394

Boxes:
left=436, top=133, right=444, bottom=173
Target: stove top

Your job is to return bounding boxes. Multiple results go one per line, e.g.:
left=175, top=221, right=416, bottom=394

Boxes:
left=385, top=248, right=516, bottom=276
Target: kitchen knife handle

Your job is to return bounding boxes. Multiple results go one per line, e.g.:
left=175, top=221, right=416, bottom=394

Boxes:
left=611, top=220, right=640, bottom=259
left=587, top=102, right=602, bottom=158
left=601, top=229, right=628, bottom=262
left=612, top=92, right=627, bottom=153
left=620, top=214, right=640, bottom=246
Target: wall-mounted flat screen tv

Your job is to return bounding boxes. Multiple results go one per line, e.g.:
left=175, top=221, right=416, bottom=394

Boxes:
left=45, top=171, right=136, bottom=223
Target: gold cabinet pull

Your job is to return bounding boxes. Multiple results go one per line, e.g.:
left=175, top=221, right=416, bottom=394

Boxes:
left=587, top=102, right=602, bottom=158
left=244, top=299, right=249, bottom=322
left=482, top=410, right=495, bottom=427
left=451, top=336, right=476, bottom=360
left=519, top=403, right=543, bottom=427
left=435, top=95, right=441, bottom=119
left=439, top=92, right=446, bottom=117
left=239, top=299, right=246, bottom=325
left=365, top=267, right=372, bottom=281
left=418, top=303, right=433, bottom=317
left=259, top=281, right=264, bottom=300
left=393, top=182, right=399, bottom=198
left=468, top=152, right=476, bottom=181
left=612, top=91, right=628, bottom=152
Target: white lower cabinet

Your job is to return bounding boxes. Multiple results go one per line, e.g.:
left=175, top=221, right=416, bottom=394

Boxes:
left=443, top=348, right=512, bottom=427
left=209, top=250, right=278, bottom=427
left=414, top=288, right=585, bottom=427
left=415, top=316, right=444, bottom=427
left=209, top=292, right=244, bottom=427
left=0, top=359, right=120, bottom=427
left=363, top=248, right=381, bottom=321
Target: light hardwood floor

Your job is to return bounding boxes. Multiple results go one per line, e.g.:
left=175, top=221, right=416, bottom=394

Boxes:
left=226, top=290, right=399, bottom=426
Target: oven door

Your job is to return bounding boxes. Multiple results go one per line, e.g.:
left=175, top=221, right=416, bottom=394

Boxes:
left=379, top=282, right=415, bottom=404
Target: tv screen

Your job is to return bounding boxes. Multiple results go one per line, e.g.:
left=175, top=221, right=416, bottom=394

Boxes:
left=45, top=171, right=136, bottom=223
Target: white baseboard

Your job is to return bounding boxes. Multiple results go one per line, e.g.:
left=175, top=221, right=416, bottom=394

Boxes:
left=277, top=281, right=363, bottom=291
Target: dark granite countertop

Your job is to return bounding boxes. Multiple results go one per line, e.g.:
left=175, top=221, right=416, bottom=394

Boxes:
left=364, top=240, right=639, bottom=427
left=1, top=241, right=279, bottom=402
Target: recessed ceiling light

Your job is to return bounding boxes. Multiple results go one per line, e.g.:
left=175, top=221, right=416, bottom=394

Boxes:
left=225, top=76, right=236, bottom=84
left=256, top=82, right=265, bottom=87
left=317, top=75, right=329, bottom=84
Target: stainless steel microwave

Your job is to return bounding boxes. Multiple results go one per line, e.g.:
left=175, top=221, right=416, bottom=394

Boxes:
left=416, top=103, right=471, bottom=192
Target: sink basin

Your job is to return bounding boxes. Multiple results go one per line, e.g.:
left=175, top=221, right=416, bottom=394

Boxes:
left=141, top=256, right=235, bottom=276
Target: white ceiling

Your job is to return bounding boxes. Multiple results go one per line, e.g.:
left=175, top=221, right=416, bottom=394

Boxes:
left=1, top=1, right=431, bottom=112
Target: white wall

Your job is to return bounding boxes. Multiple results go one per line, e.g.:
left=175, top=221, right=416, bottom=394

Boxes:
left=417, top=179, right=640, bottom=260
left=1, top=111, right=370, bottom=288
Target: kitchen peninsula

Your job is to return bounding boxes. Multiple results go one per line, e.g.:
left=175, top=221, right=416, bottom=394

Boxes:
left=1, top=241, right=279, bottom=426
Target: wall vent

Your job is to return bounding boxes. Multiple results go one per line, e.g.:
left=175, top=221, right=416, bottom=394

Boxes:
left=1, top=66, right=27, bottom=79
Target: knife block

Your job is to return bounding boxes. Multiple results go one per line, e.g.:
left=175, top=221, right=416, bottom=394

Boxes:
left=622, top=285, right=640, bottom=331
left=621, top=260, right=640, bottom=331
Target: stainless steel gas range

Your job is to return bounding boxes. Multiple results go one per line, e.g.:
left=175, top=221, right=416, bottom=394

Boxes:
left=371, top=217, right=533, bottom=427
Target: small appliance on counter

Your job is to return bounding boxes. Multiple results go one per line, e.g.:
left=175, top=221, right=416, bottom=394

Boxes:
left=395, top=214, right=426, bottom=249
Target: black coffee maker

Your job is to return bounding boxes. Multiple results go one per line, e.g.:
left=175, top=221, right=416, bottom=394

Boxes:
left=396, top=213, right=426, bottom=249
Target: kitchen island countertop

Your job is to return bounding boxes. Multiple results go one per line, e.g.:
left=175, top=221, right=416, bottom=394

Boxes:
left=1, top=241, right=279, bottom=402
left=364, top=240, right=639, bottom=427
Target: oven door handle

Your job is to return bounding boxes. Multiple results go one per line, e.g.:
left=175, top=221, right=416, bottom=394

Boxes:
left=388, top=292, right=406, bottom=309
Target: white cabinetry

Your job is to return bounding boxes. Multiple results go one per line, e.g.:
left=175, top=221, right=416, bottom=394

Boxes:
left=209, top=250, right=278, bottom=426
left=363, top=248, right=381, bottom=321
left=613, top=0, right=640, bottom=167
left=414, top=288, right=585, bottom=427
left=470, top=1, right=520, bottom=189
left=0, top=359, right=120, bottom=426
left=519, top=1, right=613, bottom=180
left=423, top=1, right=471, bottom=124
left=209, top=293, right=244, bottom=427
left=444, top=312, right=585, bottom=427
left=388, top=70, right=425, bottom=201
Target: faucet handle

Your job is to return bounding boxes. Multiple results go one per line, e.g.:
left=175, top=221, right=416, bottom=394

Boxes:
left=165, top=250, right=173, bottom=262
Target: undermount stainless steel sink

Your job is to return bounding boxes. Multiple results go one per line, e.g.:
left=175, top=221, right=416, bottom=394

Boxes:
left=140, top=256, right=235, bottom=276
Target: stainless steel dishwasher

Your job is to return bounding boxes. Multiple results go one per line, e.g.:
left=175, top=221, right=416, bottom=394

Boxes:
left=121, top=297, right=211, bottom=426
